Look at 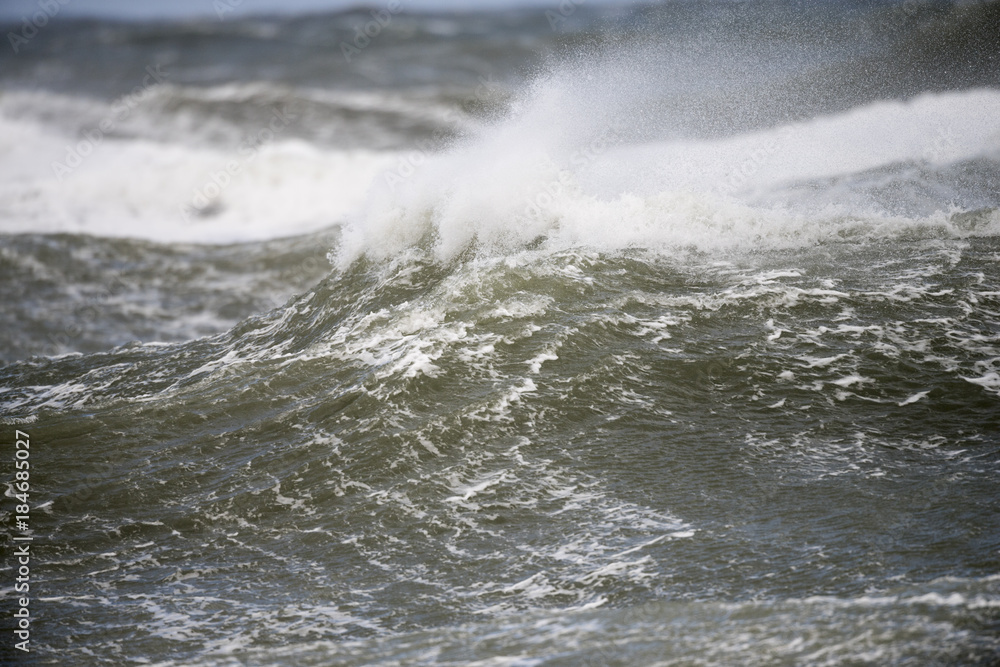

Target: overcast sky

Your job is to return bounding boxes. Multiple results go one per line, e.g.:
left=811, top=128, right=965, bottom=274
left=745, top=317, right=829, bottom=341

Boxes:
left=0, top=0, right=645, bottom=21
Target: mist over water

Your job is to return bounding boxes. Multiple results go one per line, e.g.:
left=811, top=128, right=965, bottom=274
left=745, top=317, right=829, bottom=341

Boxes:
left=2, top=1, right=1000, bottom=665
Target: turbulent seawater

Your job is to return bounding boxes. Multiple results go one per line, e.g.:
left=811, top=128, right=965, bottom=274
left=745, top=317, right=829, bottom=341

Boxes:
left=2, top=1, right=1000, bottom=664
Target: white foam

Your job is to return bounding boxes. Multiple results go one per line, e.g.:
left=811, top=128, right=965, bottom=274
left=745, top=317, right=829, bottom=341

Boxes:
left=336, top=86, right=1000, bottom=265
left=898, top=391, right=930, bottom=406
left=4, top=73, right=998, bottom=252
left=0, top=112, right=394, bottom=243
left=962, top=371, right=1000, bottom=395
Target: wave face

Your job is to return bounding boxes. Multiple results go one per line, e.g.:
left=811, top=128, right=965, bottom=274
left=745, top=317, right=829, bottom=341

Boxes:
left=2, top=1, right=1000, bottom=665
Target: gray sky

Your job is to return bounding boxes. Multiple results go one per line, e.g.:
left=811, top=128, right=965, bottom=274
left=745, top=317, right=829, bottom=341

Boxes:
left=0, top=0, right=644, bottom=21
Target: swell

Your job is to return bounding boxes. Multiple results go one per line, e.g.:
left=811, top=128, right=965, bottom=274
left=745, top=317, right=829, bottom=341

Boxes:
left=3, top=234, right=999, bottom=663
left=0, top=84, right=487, bottom=150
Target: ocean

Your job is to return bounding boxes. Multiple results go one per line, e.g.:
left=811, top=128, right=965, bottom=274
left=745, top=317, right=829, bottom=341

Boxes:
left=1, top=1, right=1000, bottom=664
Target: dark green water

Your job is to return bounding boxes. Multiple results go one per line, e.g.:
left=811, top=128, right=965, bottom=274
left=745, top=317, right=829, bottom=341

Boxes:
left=3, top=230, right=1000, bottom=664
left=2, top=1, right=1000, bottom=664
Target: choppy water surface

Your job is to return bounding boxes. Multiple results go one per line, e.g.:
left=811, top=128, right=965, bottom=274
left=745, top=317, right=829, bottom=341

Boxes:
left=2, top=1, right=999, bottom=664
